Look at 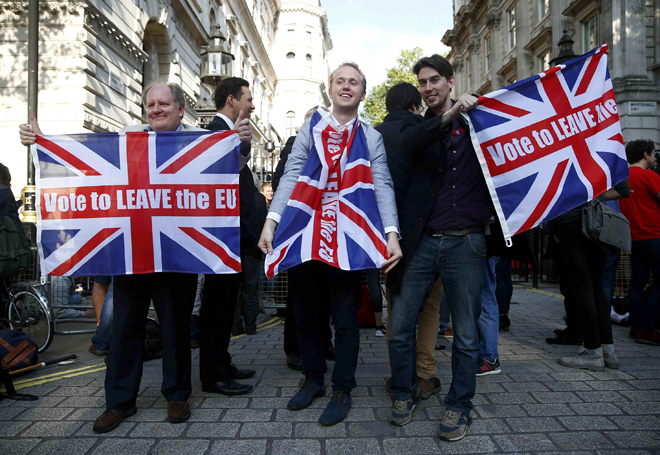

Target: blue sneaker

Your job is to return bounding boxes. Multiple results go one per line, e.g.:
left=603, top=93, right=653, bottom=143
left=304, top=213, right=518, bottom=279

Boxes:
left=437, top=410, right=472, bottom=441
left=388, top=387, right=422, bottom=426
left=287, top=379, right=325, bottom=410
left=318, top=390, right=351, bottom=426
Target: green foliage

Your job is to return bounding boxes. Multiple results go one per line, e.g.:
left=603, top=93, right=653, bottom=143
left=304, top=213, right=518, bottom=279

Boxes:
left=362, top=47, right=424, bottom=126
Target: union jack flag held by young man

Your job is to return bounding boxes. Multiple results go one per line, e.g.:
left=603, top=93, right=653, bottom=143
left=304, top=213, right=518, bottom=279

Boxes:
left=465, top=44, right=628, bottom=244
left=32, top=130, right=242, bottom=276
left=265, top=109, right=388, bottom=278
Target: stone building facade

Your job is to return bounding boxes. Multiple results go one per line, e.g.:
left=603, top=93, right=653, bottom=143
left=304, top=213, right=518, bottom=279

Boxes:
left=270, top=0, right=332, bottom=141
left=442, top=0, right=660, bottom=145
left=0, top=0, right=333, bottom=197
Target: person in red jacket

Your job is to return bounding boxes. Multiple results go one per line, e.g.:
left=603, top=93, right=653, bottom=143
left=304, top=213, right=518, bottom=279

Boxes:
left=619, top=139, right=660, bottom=345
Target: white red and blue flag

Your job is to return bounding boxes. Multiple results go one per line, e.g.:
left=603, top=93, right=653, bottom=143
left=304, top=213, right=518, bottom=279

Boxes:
left=465, top=44, right=628, bottom=244
left=265, top=110, right=388, bottom=278
left=32, top=130, right=242, bottom=276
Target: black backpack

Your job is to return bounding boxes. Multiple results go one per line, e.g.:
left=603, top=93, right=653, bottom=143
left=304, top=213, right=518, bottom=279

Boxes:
left=0, top=216, right=30, bottom=276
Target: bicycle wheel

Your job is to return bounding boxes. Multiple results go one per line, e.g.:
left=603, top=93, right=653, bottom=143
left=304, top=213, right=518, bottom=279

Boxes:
left=7, top=288, right=54, bottom=353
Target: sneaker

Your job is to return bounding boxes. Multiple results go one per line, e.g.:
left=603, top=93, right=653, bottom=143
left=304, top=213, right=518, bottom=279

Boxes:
left=389, top=388, right=421, bottom=426
left=476, top=358, right=501, bottom=376
left=558, top=348, right=604, bottom=372
left=319, top=390, right=351, bottom=426
left=601, top=344, right=619, bottom=370
left=437, top=410, right=472, bottom=441
left=287, top=379, right=325, bottom=410
left=375, top=324, right=386, bottom=337
left=438, top=327, right=454, bottom=340
left=636, top=328, right=660, bottom=345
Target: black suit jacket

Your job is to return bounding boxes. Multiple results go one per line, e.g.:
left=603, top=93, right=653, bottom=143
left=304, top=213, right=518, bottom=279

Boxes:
left=206, top=116, right=263, bottom=258
left=386, top=110, right=451, bottom=294
left=272, top=135, right=296, bottom=192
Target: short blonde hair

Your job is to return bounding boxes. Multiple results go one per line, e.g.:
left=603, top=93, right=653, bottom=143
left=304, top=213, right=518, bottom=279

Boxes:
left=329, top=62, right=367, bottom=94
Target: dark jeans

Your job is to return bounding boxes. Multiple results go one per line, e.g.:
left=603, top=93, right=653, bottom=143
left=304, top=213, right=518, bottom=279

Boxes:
left=233, top=255, right=261, bottom=332
left=289, top=261, right=361, bottom=392
left=629, top=238, right=660, bottom=330
left=389, top=233, right=487, bottom=413
left=495, top=258, right=512, bottom=316
left=558, top=220, right=611, bottom=349
left=366, top=269, right=383, bottom=313
left=602, top=250, right=621, bottom=309
left=106, top=273, right=196, bottom=410
left=200, top=273, right=242, bottom=383
left=91, top=280, right=113, bottom=352
left=283, top=280, right=333, bottom=356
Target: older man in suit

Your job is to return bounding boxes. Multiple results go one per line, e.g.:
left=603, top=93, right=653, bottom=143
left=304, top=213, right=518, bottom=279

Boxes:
left=259, top=63, right=402, bottom=426
left=19, top=81, right=252, bottom=433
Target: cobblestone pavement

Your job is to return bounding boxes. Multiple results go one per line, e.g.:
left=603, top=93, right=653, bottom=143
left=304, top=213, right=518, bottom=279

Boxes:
left=1, top=285, right=660, bottom=455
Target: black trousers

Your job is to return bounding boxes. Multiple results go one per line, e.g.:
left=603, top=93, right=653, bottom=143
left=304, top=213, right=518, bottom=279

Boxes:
left=105, top=273, right=197, bottom=410
left=289, top=261, right=361, bottom=391
left=283, top=278, right=333, bottom=356
left=200, top=273, right=242, bottom=383
left=558, top=220, right=611, bottom=349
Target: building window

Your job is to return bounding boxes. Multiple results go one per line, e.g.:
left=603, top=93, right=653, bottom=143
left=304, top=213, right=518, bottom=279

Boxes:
left=305, top=54, right=312, bottom=77
left=538, top=52, right=550, bottom=72
left=484, top=36, right=491, bottom=75
left=286, top=111, right=295, bottom=138
left=306, top=30, right=312, bottom=45
left=583, top=15, right=599, bottom=52
left=537, top=0, right=549, bottom=23
left=286, top=52, right=296, bottom=73
left=508, top=8, right=516, bottom=50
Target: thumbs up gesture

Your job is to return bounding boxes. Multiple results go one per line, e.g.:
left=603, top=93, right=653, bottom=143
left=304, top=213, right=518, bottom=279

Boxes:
left=237, top=110, right=253, bottom=144
left=19, top=113, right=42, bottom=146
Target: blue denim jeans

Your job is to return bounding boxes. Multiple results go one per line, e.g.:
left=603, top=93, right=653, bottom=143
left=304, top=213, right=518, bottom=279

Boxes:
left=438, top=293, right=451, bottom=331
left=602, top=250, right=621, bottom=309
left=91, top=280, right=113, bottom=352
left=478, top=257, right=499, bottom=362
left=389, top=233, right=487, bottom=413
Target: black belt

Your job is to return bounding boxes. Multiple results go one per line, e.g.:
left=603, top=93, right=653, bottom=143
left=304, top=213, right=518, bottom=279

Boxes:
left=423, top=225, right=484, bottom=238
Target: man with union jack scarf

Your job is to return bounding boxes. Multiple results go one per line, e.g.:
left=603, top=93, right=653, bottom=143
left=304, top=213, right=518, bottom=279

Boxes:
left=259, top=63, right=402, bottom=426
left=386, top=54, right=492, bottom=441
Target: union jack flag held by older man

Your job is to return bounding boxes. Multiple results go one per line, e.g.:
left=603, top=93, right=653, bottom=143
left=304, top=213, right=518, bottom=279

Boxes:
left=465, top=44, right=628, bottom=245
left=265, top=109, right=388, bottom=278
left=32, top=130, right=242, bottom=276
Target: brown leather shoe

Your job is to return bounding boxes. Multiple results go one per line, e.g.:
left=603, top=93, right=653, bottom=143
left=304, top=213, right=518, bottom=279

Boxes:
left=167, top=400, right=190, bottom=423
left=92, top=406, right=137, bottom=433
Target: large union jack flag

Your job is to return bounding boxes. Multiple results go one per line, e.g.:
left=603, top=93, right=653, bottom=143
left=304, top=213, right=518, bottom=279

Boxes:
left=265, top=110, right=388, bottom=278
left=32, top=130, right=242, bottom=276
left=466, top=44, right=628, bottom=244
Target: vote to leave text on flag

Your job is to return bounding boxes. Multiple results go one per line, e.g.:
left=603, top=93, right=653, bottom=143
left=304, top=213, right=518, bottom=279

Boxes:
left=465, top=44, right=629, bottom=245
left=32, top=130, right=242, bottom=276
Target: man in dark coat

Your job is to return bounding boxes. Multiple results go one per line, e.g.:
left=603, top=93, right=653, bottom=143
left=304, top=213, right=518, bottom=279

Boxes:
left=376, top=83, right=443, bottom=402
left=199, top=77, right=259, bottom=396
left=387, top=55, right=492, bottom=441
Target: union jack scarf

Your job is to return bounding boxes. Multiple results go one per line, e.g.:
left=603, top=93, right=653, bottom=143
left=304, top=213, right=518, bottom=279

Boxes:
left=265, top=109, right=388, bottom=278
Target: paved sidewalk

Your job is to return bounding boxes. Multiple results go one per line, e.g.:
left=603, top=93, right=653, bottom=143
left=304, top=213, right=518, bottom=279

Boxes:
left=1, top=285, right=660, bottom=454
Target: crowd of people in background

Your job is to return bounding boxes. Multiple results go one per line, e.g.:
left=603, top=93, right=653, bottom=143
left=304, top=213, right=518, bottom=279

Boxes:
left=11, top=51, right=659, bottom=443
